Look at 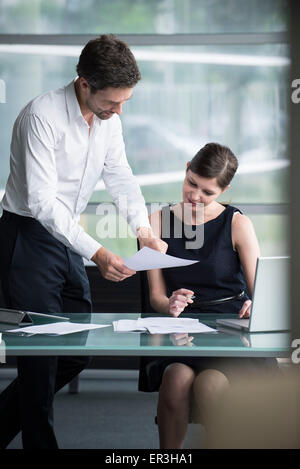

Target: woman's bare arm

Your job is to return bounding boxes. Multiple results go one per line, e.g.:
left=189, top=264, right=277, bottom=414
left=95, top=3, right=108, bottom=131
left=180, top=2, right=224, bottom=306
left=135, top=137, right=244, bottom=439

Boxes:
left=232, top=212, right=260, bottom=317
left=146, top=210, right=193, bottom=316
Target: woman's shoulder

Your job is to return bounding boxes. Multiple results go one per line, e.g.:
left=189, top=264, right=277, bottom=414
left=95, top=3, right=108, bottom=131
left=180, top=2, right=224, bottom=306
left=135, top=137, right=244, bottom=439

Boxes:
left=148, top=205, right=171, bottom=221
left=232, top=210, right=253, bottom=228
left=225, top=205, right=252, bottom=226
left=149, top=208, right=163, bottom=238
left=231, top=211, right=257, bottom=247
left=232, top=212, right=254, bottom=236
left=149, top=204, right=180, bottom=237
left=149, top=209, right=162, bottom=220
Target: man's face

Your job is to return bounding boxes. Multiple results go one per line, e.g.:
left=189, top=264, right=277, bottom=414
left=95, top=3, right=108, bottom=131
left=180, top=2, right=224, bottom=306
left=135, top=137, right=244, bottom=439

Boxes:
left=86, top=86, right=133, bottom=120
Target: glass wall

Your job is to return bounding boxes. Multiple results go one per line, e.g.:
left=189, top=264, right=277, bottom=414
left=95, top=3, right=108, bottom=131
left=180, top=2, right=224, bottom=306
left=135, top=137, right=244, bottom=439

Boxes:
left=0, top=0, right=288, bottom=34
left=0, top=0, right=289, bottom=258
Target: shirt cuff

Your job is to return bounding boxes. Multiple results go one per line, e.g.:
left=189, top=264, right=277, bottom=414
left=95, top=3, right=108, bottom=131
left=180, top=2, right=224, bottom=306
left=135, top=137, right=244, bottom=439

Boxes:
left=72, top=230, right=102, bottom=261
left=130, top=217, right=151, bottom=236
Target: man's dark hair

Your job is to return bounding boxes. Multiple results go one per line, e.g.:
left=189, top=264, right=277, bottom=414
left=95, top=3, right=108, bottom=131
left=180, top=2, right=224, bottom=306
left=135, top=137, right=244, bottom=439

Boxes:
left=76, top=34, right=141, bottom=92
left=189, top=143, right=238, bottom=189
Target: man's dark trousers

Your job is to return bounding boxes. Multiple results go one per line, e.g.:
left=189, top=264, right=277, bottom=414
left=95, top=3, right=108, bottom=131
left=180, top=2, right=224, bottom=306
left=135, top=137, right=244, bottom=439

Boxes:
left=0, top=210, right=92, bottom=448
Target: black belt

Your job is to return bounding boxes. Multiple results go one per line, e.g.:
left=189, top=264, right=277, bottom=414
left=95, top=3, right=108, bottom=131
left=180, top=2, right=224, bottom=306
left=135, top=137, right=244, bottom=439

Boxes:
left=188, top=291, right=245, bottom=309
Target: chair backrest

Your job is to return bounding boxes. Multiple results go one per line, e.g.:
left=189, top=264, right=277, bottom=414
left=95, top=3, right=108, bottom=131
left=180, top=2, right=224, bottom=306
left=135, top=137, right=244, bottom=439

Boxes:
left=86, top=266, right=141, bottom=313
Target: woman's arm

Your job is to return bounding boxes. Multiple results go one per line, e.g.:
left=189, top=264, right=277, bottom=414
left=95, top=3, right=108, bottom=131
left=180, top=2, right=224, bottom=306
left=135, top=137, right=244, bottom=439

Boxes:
left=147, top=211, right=193, bottom=316
left=146, top=210, right=168, bottom=313
left=148, top=269, right=194, bottom=316
left=232, top=212, right=260, bottom=317
left=147, top=267, right=170, bottom=315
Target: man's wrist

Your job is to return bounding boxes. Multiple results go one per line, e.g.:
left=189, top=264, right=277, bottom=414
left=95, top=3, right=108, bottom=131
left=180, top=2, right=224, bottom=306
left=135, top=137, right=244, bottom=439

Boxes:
left=137, top=226, right=155, bottom=239
left=91, top=246, right=105, bottom=264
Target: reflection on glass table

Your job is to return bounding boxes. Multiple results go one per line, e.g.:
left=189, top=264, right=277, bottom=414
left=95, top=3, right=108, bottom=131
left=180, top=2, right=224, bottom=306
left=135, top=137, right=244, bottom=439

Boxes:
left=0, top=313, right=290, bottom=358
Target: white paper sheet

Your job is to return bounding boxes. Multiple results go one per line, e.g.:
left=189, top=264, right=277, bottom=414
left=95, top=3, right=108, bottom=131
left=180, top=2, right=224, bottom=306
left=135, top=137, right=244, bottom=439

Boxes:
left=137, top=317, right=199, bottom=326
left=146, top=323, right=216, bottom=334
left=113, top=320, right=147, bottom=332
left=113, top=317, right=216, bottom=334
left=123, top=247, right=199, bottom=271
left=113, top=317, right=199, bottom=333
left=6, top=322, right=111, bottom=336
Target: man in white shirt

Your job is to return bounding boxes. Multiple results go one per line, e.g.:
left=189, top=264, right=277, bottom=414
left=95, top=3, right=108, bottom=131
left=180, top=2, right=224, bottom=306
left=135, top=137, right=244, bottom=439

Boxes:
left=0, top=34, right=167, bottom=449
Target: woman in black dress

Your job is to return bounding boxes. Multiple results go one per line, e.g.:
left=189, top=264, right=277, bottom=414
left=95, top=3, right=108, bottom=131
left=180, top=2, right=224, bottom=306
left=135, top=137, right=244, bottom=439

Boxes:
left=139, top=142, right=277, bottom=448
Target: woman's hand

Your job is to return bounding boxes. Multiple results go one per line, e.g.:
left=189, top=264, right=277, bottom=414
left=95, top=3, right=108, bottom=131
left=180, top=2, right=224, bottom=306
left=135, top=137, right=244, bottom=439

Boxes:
left=238, top=299, right=252, bottom=318
left=170, top=333, right=194, bottom=346
left=168, top=288, right=194, bottom=317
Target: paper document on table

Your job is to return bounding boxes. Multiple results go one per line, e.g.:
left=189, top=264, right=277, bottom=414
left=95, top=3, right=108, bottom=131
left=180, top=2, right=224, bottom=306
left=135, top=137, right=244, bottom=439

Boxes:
left=139, top=317, right=216, bottom=334
left=113, top=317, right=216, bottom=334
left=123, top=247, right=199, bottom=271
left=113, top=317, right=198, bottom=333
left=6, top=322, right=110, bottom=336
left=137, top=317, right=199, bottom=327
left=113, top=320, right=147, bottom=332
left=146, top=322, right=216, bottom=334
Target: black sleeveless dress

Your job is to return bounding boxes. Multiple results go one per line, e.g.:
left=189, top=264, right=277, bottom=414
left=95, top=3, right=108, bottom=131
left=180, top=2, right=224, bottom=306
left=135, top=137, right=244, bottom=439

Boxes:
left=138, top=204, right=278, bottom=392
left=161, top=204, right=248, bottom=313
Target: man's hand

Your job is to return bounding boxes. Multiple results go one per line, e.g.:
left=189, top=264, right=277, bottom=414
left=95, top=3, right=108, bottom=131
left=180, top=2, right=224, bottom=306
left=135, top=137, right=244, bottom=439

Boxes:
left=137, top=227, right=168, bottom=253
left=91, top=247, right=136, bottom=282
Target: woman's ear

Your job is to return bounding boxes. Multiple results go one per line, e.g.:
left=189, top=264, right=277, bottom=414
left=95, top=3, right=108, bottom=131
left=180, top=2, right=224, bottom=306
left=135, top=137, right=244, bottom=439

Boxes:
left=186, top=161, right=190, bottom=170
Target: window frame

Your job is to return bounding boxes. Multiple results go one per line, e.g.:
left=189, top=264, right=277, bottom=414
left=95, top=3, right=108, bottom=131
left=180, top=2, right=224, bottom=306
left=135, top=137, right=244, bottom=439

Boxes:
left=0, top=31, right=290, bottom=215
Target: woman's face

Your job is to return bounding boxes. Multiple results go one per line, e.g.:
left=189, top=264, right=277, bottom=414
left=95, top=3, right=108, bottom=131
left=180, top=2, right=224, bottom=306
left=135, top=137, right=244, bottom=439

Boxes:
left=182, top=169, right=227, bottom=209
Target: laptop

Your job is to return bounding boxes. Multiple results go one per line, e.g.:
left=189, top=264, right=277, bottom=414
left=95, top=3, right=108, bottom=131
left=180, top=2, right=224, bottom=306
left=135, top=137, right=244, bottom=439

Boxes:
left=216, top=326, right=290, bottom=350
left=216, top=256, right=290, bottom=332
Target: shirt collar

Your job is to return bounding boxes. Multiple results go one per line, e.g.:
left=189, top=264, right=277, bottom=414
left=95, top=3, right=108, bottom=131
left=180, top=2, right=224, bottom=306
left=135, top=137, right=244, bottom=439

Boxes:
left=65, top=79, right=86, bottom=124
left=65, top=79, right=102, bottom=128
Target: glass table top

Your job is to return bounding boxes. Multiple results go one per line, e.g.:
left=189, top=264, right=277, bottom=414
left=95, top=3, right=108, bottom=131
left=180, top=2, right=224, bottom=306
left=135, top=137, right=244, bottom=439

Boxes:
left=0, top=312, right=291, bottom=357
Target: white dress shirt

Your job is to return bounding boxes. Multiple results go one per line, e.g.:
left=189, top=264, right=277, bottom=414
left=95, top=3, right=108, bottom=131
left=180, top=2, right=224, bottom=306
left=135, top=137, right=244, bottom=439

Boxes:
left=2, top=80, right=150, bottom=260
